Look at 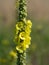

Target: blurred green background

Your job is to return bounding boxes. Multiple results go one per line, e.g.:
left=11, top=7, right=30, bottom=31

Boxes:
left=0, top=0, right=49, bottom=65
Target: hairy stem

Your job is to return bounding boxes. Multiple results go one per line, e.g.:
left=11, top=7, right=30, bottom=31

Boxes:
left=16, top=0, right=27, bottom=65
left=17, top=51, right=26, bottom=65
left=19, top=0, right=27, bottom=22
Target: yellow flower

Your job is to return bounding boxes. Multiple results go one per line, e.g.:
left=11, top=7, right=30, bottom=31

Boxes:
left=16, top=46, right=23, bottom=53
left=21, top=36, right=31, bottom=49
left=16, top=22, right=23, bottom=30
left=25, top=26, right=31, bottom=35
left=24, top=36, right=31, bottom=45
left=26, top=45, right=29, bottom=48
left=19, top=32, right=26, bottom=40
left=26, top=20, right=32, bottom=28
left=21, top=43, right=29, bottom=50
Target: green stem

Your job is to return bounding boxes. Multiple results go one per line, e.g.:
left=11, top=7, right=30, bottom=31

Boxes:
left=19, top=0, right=27, bottom=22
left=17, top=51, right=26, bottom=65
left=16, top=0, right=27, bottom=65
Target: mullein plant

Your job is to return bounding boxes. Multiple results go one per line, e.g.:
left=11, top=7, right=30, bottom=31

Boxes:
left=14, top=0, right=32, bottom=65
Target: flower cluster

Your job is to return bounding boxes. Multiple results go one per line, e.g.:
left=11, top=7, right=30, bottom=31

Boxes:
left=14, top=20, right=32, bottom=53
